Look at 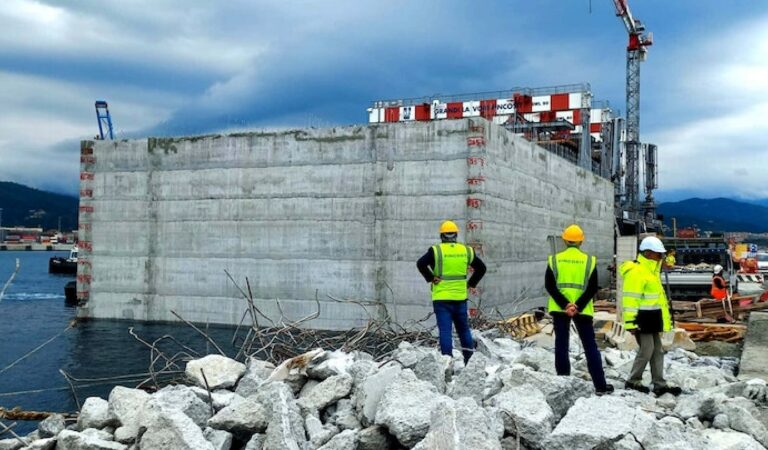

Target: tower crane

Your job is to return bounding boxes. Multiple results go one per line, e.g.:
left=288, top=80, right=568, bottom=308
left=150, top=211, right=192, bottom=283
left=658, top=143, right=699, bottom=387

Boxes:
left=612, top=0, right=657, bottom=230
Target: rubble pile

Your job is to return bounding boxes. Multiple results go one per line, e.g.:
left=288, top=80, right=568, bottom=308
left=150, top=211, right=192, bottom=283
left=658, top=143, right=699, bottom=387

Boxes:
left=2, top=330, right=767, bottom=450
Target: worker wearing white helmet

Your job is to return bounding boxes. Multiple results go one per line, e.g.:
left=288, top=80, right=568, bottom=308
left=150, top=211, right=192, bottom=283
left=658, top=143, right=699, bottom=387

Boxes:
left=711, top=264, right=727, bottom=301
left=619, top=236, right=681, bottom=396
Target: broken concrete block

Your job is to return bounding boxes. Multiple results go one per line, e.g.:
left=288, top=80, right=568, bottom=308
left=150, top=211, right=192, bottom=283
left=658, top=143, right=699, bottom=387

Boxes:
left=37, top=413, right=66, bottom=438
left=545, top=396, right=655, bottom=450
left=138, top=401, right=214, bottom=450
left=447, top=352, right=488, bottom=403
left=413, top=397, right=502, bottom=450
left=154, top=384, right=212, bottom=428
left=57, top=430, right=127, bottom=450
left=357, top=425, right=395, bottom=450
left=203, top=427, right=233, bottom=450
left=262, top=382, right=307, bottom=450
left=207, top=396, right=270, bottom=437
left=297, top=374, right=353, bottom=413
left=234, top=358, right=275, bottom=398
left=413, top=351, right=449, bottom=393
left=186, top=355, right=246, bottom=390
left=107, top=387, right=151, bottom=439
left=78, top=397, right=114, bottom=431
left=316, top=429, right=358, bottom=450
left=374, top=370, right=452, bottom=448
left=355, top=363, right=402, bottom=426
left=498, top=364, right=592, bottom=421
left=487, top=385, right=554, bottom=446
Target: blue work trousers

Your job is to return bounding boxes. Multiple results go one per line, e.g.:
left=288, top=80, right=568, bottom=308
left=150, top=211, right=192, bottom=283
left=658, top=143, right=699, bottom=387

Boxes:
left=553, top=313, right=608, bottom=390
left=433, top=300, right=474, bottom=363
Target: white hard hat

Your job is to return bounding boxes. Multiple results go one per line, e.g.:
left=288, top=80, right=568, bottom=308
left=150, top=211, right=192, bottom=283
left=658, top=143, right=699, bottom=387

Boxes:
left=713, top=264, right=723, bottom=274
left=639, top=236, right=666, bottom=253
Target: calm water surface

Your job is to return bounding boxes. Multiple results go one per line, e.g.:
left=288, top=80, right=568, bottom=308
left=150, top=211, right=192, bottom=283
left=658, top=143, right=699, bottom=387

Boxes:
left=0, top=251, right=239, bottom=434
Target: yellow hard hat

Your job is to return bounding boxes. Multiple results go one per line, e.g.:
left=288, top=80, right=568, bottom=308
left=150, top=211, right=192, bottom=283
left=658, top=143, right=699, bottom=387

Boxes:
left=562, top=224, right=584, bottom=242
left=439, top=220, right=460, bottom=234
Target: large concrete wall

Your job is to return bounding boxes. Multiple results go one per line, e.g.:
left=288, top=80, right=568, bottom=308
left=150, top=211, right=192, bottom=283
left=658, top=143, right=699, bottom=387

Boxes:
left=76, top=119, right=614, bottom=330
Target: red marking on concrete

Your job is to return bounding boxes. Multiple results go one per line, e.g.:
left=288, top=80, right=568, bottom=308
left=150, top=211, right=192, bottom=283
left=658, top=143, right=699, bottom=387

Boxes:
left=80, top=189, right=93, bottom=198
left=79, top=205, right=94, bottom=213
left=80, top=172, right=94, bottom=180
left=81, top=147, right=94, bottom=155
left=466, top=176, right=486, bottom=185
left=79, top=241, right=93, bottom=251
left=466, top=198, right=483, bottom=208
left=467, top=136, right=486, bottom=147
left=80, top=155, right=96, bottom=164
left=466, top=220, right=483, bottom=230
left=467, top=156, right=485, bottom=166
left=77, top=274, right=92, bottom=283
left=76, top=291, right=90, bottom=300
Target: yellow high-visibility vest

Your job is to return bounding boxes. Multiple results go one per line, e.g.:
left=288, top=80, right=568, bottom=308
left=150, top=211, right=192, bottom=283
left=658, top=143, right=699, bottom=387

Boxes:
left=547, top=246, right=596, bottom=316
left=431, top=243, right=474, bottom=301
left=620, top=254, right=672, bottom=332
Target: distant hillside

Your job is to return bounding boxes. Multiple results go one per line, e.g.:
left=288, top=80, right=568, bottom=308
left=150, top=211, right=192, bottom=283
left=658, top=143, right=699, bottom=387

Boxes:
left=0, top=182, right=78, bottom=231
left=658, top=198, right=768, bottom=233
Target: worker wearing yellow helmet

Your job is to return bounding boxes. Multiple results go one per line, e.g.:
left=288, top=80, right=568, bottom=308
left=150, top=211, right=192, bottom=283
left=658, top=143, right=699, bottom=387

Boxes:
left=545, top=224, right=613, bottom=395
left=416, top=220, right=486, bottom=364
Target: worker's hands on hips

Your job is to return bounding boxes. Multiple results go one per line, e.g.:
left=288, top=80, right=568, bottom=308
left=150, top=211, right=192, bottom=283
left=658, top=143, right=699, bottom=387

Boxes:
left=431, top=276, right=442, bottom=285
left=565, top=303, right=578, bottom=317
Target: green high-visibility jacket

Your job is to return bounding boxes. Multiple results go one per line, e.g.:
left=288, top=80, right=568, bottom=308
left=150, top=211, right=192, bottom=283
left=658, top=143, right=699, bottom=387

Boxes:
left=431, top=243, right=474, bottom=301
left=547, top=246, right=596, bottom=316
left=620, top=254, right=672, bottom=333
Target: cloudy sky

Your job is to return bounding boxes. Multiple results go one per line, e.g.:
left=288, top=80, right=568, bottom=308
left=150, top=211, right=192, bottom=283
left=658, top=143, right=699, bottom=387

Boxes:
left=1, top=0, right=766, bottom=201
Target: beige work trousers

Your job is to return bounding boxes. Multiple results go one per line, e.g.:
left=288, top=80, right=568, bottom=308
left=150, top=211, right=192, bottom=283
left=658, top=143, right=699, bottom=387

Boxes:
left=628, top=332, right=666, bottom=387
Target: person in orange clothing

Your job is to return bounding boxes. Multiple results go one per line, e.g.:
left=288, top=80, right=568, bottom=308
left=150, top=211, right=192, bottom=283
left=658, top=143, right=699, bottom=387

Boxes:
left=711, top=265, right=727, bottom=301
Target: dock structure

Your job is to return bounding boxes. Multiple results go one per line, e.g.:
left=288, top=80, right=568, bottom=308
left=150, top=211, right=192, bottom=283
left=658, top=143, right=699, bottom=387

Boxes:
left=76, top=118, right=614, bottom=330
left=739, top=311, right=768, bottom=381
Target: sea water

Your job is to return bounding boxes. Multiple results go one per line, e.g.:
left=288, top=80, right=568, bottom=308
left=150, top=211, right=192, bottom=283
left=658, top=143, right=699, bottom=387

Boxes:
left=0, top=251, right=239, bottom=434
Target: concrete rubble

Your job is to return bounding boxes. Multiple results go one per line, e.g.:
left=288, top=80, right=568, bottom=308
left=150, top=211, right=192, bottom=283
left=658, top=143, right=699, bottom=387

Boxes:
left=11, top=330, right=768, bottom=449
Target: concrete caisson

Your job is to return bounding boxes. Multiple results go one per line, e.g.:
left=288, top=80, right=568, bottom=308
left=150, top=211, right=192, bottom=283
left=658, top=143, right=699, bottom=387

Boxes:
left=76, top=119, right=614, bottom=330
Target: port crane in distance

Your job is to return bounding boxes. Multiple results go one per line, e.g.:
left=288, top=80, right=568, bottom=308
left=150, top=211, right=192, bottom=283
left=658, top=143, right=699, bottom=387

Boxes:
left=94, top=100, right=114, bottom=140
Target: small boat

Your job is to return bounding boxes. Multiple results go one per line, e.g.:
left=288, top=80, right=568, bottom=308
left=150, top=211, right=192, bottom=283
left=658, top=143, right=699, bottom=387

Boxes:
left=49, top=247, right=78, bottom=275
left=64, top=281, right=77, bottom=305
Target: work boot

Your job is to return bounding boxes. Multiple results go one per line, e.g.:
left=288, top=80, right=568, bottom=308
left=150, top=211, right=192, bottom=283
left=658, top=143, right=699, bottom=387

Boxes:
left=625, top=382, right=650, bottom=394
left=596, top=384, right=615, bottom=396
left=653, top=385, right=683, bottom=396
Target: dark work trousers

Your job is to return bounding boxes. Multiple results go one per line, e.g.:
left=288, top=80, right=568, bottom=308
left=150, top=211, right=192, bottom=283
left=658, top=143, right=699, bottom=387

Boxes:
left=553, top=313, right=608, bottom=390
left=628, top=332, right=666, bottom=387
left=433, top=300, right=474, bottom=363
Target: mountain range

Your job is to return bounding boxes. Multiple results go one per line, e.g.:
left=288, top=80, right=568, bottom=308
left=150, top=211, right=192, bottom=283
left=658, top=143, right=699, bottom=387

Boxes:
left=0, top=181, right=78, bottom=231
left=657, top=198, right=768, bottom=233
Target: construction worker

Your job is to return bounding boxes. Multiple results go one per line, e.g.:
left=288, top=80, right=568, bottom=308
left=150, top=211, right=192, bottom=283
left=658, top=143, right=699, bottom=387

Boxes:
left=545, top=224, right=613, bottom=395
left=417, top=220, right=486, bottom=364
left=664, top=248, right=676, bottom=269
left=711, top=265, right=727, bottom=301
left=620, top=236, right=682, bottom=396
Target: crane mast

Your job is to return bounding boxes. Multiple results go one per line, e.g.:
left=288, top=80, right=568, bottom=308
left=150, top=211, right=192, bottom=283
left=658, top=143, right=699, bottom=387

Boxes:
left=612, top=0, right=656, bottom=230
